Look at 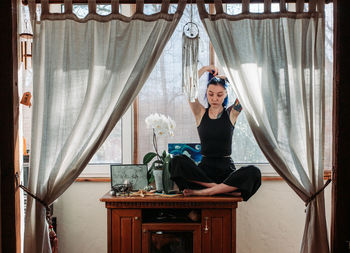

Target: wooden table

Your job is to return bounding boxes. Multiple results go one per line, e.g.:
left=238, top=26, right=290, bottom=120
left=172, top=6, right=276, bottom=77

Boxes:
left=100, top=192, right=242, bottom=253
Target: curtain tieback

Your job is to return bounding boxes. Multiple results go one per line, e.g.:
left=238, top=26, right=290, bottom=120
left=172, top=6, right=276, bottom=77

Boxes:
left=15, top=172, right=52, bottom=222
left=305, top=178, right=332, bottom=207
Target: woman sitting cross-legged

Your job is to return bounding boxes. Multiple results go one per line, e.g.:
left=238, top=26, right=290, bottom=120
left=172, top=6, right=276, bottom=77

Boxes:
left=169, top=65, right=261, bottom=201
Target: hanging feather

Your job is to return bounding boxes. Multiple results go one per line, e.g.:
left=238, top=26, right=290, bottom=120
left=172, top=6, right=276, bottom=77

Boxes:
left=182, top=23, right=199, bottom=102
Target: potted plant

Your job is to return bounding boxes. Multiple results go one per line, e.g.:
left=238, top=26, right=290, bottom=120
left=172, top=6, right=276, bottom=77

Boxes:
left=143, top=113, right=175, bottom=192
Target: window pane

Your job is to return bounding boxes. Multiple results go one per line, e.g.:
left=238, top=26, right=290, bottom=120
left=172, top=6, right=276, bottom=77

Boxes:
left=96, top=5, right=112, bottom=16
left=68, top=4, right=113, bottom=18
left=226, top=3, right=279, bottom=14
left=89, top=123, right=122, bottom=164
left=137, top=4, right=268, bottom=164
left=137, top=5, right=209, bottom=162
left=324, top=3, right=333, bottom=170
left=226, top=4, right=242, bottom=15
left=144, top=4, right=161, bottom=15
left=249, top=3, right=264, bottom=13
left=72, top=4, right=89, bottom=18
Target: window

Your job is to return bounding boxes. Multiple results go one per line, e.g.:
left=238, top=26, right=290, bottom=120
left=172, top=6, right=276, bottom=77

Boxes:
left=20, top=3, right=333, bottom=178
left=136, top=4, right=210, bottom=163
left=67, top=4, right=113, bottom=18
left=137, top=4, right=271, bottom=173
left=136, top=3, right=334, bottom=175
left=324, top=3, right=334, bottom=171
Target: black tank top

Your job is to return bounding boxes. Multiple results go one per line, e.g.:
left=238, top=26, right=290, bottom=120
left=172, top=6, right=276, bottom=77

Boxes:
left=197, top=108, right=234, bottom=157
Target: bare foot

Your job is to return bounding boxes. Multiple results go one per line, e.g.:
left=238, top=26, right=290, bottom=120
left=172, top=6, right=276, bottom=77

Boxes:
left=183, top=188, right=241, bottom=197
left=190, top=180, right=217, bottom=188
left=183, top=189, right=195, bottom=196
left=183, top=189, right=210, bottom=196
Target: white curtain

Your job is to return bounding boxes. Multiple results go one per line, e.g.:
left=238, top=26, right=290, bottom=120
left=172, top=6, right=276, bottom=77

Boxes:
left=25, top=0, right=185, bottom=252
left=197, top=0, right=329, bottom=252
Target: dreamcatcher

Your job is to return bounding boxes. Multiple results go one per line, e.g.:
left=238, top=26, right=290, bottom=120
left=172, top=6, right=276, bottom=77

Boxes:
left=182, top=2, right=199, bottom=102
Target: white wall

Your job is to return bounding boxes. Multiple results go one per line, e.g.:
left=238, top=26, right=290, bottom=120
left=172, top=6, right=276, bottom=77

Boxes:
left=237, top=181, right=332, bottom=253
left=53, top=182, right=110, bottom=253
left=53, top=180, right=332, bottom=253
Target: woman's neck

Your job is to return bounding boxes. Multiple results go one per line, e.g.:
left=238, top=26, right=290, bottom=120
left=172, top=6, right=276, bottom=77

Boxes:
left=208, top=105, right=224, bottom=119
left=209, top=105, right=224, bottom=112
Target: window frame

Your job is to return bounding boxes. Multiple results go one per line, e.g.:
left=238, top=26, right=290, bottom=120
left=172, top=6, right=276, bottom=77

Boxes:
left=77, top=2, right=332, bottom=179
left=78, top=106, right=134, bottom=178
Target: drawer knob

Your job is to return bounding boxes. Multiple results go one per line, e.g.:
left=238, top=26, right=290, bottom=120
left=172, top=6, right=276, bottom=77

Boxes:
left=204, top=217, right=209, bottom=233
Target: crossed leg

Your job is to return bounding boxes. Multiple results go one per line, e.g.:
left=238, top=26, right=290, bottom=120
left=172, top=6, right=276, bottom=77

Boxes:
left=183, top=181, right=241, bottom=197
left=190, top=180, right=217, bottom=188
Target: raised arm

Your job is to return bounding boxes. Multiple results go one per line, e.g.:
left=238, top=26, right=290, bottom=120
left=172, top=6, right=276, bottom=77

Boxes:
left=188, top=65, right=218, bottom=126
left=228, top=98, right=242, bottom=126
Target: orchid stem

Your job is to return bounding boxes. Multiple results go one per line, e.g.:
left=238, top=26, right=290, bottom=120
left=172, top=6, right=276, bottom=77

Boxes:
left=153, top=129, right=161, bottom=162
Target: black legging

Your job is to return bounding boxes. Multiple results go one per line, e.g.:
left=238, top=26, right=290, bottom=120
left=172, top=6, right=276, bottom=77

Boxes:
left=169, top=155, right=261, bottom=201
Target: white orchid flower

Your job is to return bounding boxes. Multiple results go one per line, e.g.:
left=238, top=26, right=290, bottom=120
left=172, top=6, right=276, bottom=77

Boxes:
left=145, top=113, right=176, bottom=137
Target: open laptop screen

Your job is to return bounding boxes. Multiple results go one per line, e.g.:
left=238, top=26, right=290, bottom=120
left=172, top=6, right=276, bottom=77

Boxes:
left=110, top=164, right=148, bottom=191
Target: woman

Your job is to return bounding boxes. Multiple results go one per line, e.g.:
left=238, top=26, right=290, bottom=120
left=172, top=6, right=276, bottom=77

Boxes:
left=170, top=65, right=261, bottom=201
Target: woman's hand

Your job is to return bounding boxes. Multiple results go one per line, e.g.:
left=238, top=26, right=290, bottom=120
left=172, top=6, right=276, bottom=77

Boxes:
left=233, top=98, right=242, bottom=112
left=198, top=65, right=218, bottom=78
left=204, top=65, right=218, bottom=75
left=229, top=98, right=242, bottom=126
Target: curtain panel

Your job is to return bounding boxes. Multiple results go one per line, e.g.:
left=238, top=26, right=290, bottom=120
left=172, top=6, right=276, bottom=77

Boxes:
left=25, top=0, right=185, bottom=252
left=197, top=0, right=329, bottom=252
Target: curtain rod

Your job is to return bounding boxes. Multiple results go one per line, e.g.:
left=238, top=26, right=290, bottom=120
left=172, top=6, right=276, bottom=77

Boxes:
left=24, top=0, right=332, bottom=4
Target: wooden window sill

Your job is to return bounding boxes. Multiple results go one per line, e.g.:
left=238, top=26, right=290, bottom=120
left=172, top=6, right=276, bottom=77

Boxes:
left=75, top=170, right=332, bottom=182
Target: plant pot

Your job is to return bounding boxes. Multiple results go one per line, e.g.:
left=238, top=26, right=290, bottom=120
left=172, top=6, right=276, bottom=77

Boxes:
left=162, top=161, right=174, bottom=194
left=153, top=169, right=163, bottom=192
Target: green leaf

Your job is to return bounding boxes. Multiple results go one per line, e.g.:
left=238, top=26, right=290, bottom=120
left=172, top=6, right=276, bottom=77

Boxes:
left=143, top=152, right=157, bottom=165
left=147, top=167, right=155, bottom=184
left=162, top=150, right=167, bottom=159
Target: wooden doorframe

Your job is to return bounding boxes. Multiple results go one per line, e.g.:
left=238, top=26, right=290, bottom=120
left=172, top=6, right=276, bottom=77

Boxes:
left=0, top=0, right=20, bottom=253
left=331, top=1, right=350, bottom=252
left=1, top=1, right=350, bottom=253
